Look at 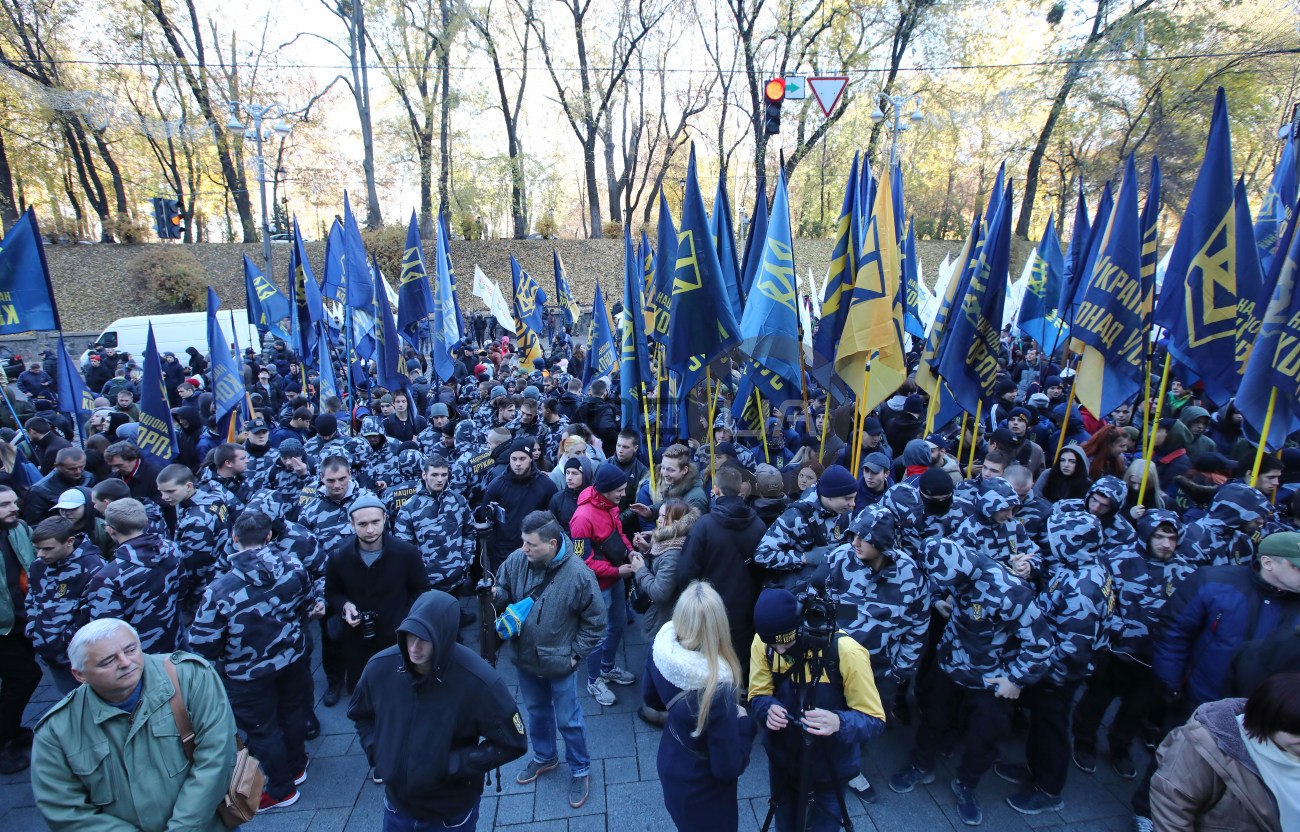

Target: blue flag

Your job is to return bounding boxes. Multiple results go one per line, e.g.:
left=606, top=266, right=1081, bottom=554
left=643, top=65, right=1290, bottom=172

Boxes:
left=56, top=333, right=93, bottom=434
left=919, top=211, right=983, bottom=422
left=810, top=153, right=858, bottom=397
left=554, top=250, right=579, bottom=329
left=737, top=170, right=802, bottom=401
left=243, top=255, right=292, bottom=342
left=1057, top=185, right=1091, bottom=324
left=206, top=287, right=246, bottom=425
left=936, top=169, right=1013, bottom=417
left=316, top=320, right=340, bottom=402
left=585, top=281, right=616, bottom=389
left=1070, top=182, right=1114, bottom=318
left=396, top=212, right=433, bottom=349
left=1017, top=213, right=1066, bottom=355
left=1155, top=89, right=1249, bottom=405
left=1075, top=153, right=1146, bottom=418
left=0, top=208, right=59, bottom=332
left=440, top=211, right=467, bottom=345
left=1139, top=156, right=1163, bottom=332
left=136, top=325, right=177, bottom=467
left=371, top=256, right=407, bottom=391
left=739, top=176, right=768, bottom=298
left=289, top=218, right=321, bottom=370
left=648, top=191, right=677, bottom=342
left=666, top=146, right=741, bottom=392
left=321, top=219, right=346, bottom=304
left=1255, top=130, right=1297, bottom=275
left=1238, top=210, right=1300, bottom=448
left=353, top=308, right=376, bottom=361
left=429, top=215, right=459, bottom=383
left=902, top=218, right=925, bottom=338
left=710, top=172, right=744, bottom=317
left=343, top=193, right=375, bottom=310
left=620, top=228, right=654, bottom=429
left=510, top=255, right=547, bottom=363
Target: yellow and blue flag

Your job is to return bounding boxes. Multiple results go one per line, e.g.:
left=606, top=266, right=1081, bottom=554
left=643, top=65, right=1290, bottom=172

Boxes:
left=243, top=255, right=292, bottom=343
left=1238, top=210, right=1300, bottom=447
left=1138, top=157, right=1162, bottom=335
left=902, top=218, right=925, bottom=339
left=510, top=255, right=546, bottom=364
left=710, top=172, right=744, bottom=317
left=647, top=192, right=676, bottom=342
left=1056, top=186, right=1090, bottom=325
left=586, top=281, right=617, bottom=390
left=810, top=153, right=859, bottom=397
left=1074, top=153, right=1146, bottom=418
left=56, top=333, right=93, bottom=436
left=1155, top=89, right=1253, bottom=405
left=835, top=160, right=908, bottom=414
left=620, top=228, right=654, bottom=428
left=396, top=211, right=433, bottom=350
left=439, top=211, right=467, bottom=346
left=1255, top=130, right=1296, bottom=274
left=315, top=321, right=339, bottom=402
left=207, top=287, right=246, bottom=426
left=342, top=194, right=375, bottom=310
left=289, top=218, right=321, bottom=369
left=738, top=170, right=802, bottom=400
left=666, top=146, right=740, bottom=391
left=554, top=250, right=580, bottom=329
left=372, top=256, right=407, bottom=391
left=1017, top=213, right=1066, bottom=355
left=430, top=213, right=459, bottom=383
left=137, top=325, right=177, bottom=467
left=918, top=212, right=981, bottom=421
left=739, top=175, right=768, bottom=298
left=0, top=208, right=59, bottom=333
left=321, top=218, right=346, bottom=305
left=1063, top=183, right=1112, bottom=324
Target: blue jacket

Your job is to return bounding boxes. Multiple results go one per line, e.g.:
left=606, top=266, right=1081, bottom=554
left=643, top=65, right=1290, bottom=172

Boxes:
left=1153, top=564, right=1300, bottom=705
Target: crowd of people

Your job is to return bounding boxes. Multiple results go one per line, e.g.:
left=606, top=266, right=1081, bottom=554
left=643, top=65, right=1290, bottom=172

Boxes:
left=0, top=319, right=1298, bottom=832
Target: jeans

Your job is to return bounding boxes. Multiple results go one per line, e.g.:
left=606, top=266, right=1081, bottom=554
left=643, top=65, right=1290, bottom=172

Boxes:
left=0, top=630, right=42, bottom=743
left=38, top=657, right=79, bottom=697
left=223, top=655, right=313, bottom=799
left=515, top=670, right=590, bottom=777
left=586, top=584, right=625, bottom=683
left=383, top=797, right=480, bottom=831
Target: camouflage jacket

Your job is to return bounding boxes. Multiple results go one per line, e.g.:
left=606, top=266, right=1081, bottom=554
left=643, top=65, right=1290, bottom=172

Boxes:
left=882, top=483, right=968, bottom=567
left=1178, top=482, right=1271, bottom=567
left=87, top=533, right=185, bottom=652
left=24, top=537, right=103, bottom=666
left=754, top=496, right=853, bottom=572
left=243, top=446, right=280, bottom=491
left=451, top=445, right=497, bottom=507
left=198, top=469, right=255, bottom=513
left=392, top=486, right=475, bottom=591
left=1038, top=511, right=1114, bottom=684
left=537, top=416, right=570, bottom=467
left=1107, top=509, right=1196, bottom=663
left=304, top=434, right=367, bottom=465
left=383, top=478, right=423, bottom=517
left=297, top=482, right=373, bottom=542
left=954, top=480, right=1041, bottom=578
left=822, top=544, right=929, bottom=682
left=190, top=542, right=312, bottom=681
left=354, top=438, right=402, bottom=488
left=923, top=537, right=1052, bottom=691
left=172, top=489, right=232, bottom=609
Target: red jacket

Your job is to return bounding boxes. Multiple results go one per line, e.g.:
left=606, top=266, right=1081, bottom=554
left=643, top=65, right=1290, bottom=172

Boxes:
left=569, top=485, right=632, bottom=590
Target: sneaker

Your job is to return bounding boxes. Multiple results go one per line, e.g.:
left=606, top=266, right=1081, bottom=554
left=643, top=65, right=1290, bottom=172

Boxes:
left=1111, top=752, right=1137, bottom=780
left=257, top=790, right=300, bottom=812
left=888, top=764, right=935, bottom=794
left=1132, top=815, right=1154, bottom=832
left=1072, top=745, right=1097, bottom=773
left=1006, top=789, right=1063, bottom=815
left=599, top=666, right=636, bottom=686
left=950, top=779, right=983, bottom=826
left=294, top=756, right=310, bottom=786
left=515, top=758, right=559, bottom=785
left=569, top=774, right=589, bottom=808
left=322, top=680, right=343, bottom=707
left=587, top=678, right=616, bottom=706
left=371, top=769, right=383, bottom=785
left=993, top=762, right=1032, bottom=786
left=848, top=774, right=877, bottom=803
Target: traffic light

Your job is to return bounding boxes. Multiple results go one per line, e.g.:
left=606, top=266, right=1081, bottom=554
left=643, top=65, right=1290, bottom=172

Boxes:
left=764, top=78, right=785, bottom=135
left=159, top=198, right=185, bottom=239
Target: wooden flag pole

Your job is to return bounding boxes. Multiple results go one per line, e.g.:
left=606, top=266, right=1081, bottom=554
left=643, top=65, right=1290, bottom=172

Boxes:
left=956, top=412, right=969, bottom=475
left=1250, top=388, right=1279, bottom=488
left=755, top=388, right=771, bottom=465
left=1137, top=354, right=1173, bottom=507
left=640, top=382, right=657, bottom=496
left=923, top=378, right=940, bottom=437
left=852, top=359, right=873, bottom=475
left=966, top=400, right=982, bottom=479
left=818, top=392, right=832, bottom=463
left=1053, top=377, right=1077, bottom=465
left=705, top=367, right=718, bottom=479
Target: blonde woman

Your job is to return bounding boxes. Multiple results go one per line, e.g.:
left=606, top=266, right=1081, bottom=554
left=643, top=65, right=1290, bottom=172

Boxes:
left=644, top=581, right=757, bottom=832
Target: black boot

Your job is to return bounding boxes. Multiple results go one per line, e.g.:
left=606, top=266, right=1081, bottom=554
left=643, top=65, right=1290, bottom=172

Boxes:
left=323, top=679, right=344, bottom=707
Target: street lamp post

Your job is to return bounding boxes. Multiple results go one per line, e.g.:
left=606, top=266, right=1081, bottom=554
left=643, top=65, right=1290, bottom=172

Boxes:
left=226, top=102, right=293, bottom=278
left=869, top=93, right=925, bottom=169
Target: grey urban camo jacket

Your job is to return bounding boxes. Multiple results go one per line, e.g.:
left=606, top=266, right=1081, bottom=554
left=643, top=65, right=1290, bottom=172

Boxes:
left=25, top=537, right=103, bottom=666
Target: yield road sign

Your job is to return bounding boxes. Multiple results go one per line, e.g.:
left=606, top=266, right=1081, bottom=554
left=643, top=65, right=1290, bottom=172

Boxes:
left=808, top=76, right=849, bottom=117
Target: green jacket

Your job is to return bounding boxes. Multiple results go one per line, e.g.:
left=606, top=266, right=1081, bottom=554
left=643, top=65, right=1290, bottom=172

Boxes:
left=0, top=520, right=35, bottom=635
left=32, top=651, right=236, bottom=832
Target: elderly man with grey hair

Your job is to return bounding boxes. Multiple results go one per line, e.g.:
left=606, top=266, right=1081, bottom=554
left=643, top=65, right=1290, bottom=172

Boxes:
left=31, top=618, right=236, bottom=832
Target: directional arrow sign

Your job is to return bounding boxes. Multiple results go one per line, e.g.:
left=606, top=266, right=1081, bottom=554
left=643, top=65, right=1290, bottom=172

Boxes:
left=808, top=76, right=849, bottom=117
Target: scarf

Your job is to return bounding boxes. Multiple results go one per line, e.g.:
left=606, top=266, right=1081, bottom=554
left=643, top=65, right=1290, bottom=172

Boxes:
left=1237, top=714, right=1300, bottom=831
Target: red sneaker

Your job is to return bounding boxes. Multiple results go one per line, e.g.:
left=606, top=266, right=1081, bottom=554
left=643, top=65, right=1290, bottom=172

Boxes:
left=257, top=790, right=300, bottom=813
left=294, top=755, right=310, bottom=786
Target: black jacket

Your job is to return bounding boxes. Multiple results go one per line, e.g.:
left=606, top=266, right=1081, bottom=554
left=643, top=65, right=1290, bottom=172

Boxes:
left=348, top=591, right=527, bottom=822
left=677, top=495, right=766, bottom=641
left=325, top=533, right=431, bottom=648
left=483, top=464, right=558, bottom=565
left=23, top=469, right=94, bottom=525
left=35, top=431, right=72, bottom=474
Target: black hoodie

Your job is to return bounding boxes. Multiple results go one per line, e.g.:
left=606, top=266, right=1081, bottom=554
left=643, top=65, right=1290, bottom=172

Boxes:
left=348, top=591, right=528, bottom=822
left=677, top=495, right=766, bottom=645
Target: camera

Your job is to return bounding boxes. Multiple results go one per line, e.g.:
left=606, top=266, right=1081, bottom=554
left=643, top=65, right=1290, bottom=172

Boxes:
left=359, top=611, right=378, bottom=641
left=472, top=502, right=505, bottom=535
left=796, top=586, right=838, bottom=648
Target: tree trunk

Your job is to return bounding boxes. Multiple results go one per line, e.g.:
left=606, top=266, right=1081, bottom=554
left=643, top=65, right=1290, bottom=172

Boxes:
left=92, top=131, right=129, bottom=216
left=352, top=0, right=383, bottom=229
left=0, top=128, right=18, bottom=228
left=437, top=0, right=453, bottom=217
left=1016, top=61, right=1087, bottom=239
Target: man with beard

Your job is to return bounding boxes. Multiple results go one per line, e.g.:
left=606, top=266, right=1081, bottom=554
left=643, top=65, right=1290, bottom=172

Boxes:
left=23, top=447, right=93, bottom=525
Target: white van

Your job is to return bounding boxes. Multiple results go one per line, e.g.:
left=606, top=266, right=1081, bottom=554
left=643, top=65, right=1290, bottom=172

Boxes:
left=80, top=310, right=265, bottom=364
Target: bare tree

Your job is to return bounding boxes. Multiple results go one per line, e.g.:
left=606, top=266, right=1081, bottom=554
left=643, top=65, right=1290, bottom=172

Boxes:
left=531, top=0, right=664, bottom=236
left=468, top=0, right=533, bottom=238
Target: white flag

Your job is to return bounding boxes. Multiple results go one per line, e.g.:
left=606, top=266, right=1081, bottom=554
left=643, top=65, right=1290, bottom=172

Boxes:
left=473, top=265, right=516, bottom=331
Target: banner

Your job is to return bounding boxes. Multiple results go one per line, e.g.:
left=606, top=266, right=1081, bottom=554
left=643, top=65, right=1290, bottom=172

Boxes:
left=0, top=207, right=60, bottom=333
left=1255, top=130, right=1297, bottom=274
left=243, top=255, right=292, bottom=342
left=620, top=228, right=654, bottom=429
left=737, top=169, right=802, bottom=399
left=472, top=265, right=516, bottom=331
left=1238, top=211, right=1300, bottom=448
left=206, top=287, right=246, bottom=426
left=586, top=281, right=616, bottom=389
left=343, top=193, right=375, bottom=309
left=554, top=250, right=580, bottom=329
left=56, top=333, right=93, bottom=433
left=136, top=324, right=178, bottom=467
left=1017, top=213, right=1066, bottom=355
left=710, top=171, right=745, bottom=318
left=810, top=152, right=859, bottom=398
left=396, top=211, right=434, bottom=349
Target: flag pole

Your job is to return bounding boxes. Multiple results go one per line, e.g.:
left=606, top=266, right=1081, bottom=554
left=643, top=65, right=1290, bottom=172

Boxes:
left=818, top=391, right=832, bottom=463
left=1053, top=376, right=1077, bottom=465
left=755, top=388, right=770, bottom=465
left=966, top=400, right=982, bottom=478
left=1137, top=353, right=1172, bottom=507
left=955, top=412, right=968, bottom=474
left=852, top=359, right=872, bottom=475
left=640, top=381, right=658, bottom=496
left=705, top=368, right=718, bottom=478
left=1249, top=388, right=1278, bottom=488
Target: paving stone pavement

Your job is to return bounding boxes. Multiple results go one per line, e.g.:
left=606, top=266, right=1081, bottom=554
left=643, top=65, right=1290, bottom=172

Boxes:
left=2, top=598, right=1150, bottom=832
